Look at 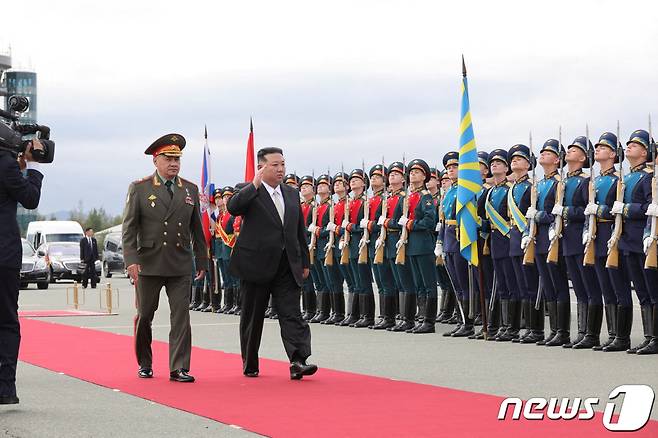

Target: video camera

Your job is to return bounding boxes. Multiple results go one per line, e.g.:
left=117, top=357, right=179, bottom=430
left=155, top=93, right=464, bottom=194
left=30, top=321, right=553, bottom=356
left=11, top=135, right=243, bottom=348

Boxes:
left=0, top=95, right=55, bottom=163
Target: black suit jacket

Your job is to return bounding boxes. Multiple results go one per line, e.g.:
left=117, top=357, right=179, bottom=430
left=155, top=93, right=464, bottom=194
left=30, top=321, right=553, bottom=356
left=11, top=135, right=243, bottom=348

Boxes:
left=227, top=182, right=310, bottom=287
left=0, top=149, right=43, bottom=270
left=80, top=237, right=99, bottom=263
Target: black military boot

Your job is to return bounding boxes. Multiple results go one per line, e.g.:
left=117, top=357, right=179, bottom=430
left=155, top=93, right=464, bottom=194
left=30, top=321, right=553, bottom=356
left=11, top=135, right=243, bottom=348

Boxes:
left=573, top=304, right=603, bottom=349
left=437, top=287, right=448, bottom=322
left=636, top=305, right=658, bottom=355
left=189, top=282, right=203, bottom=310
left=537, top=300, right=558, bottom=345
left=545, top=301, right=571, bottom=346
left=413, top=297, right=437, bottom=334
left=195, top=283, right=211, bottom=312
left=594, top=303, right=617, bottom=351
left=415, top=295, right=427, bottom=322
left=211, top=288, right=222, bottom=313
left=310, top=292, right=328, bottom=323
left=330, top=292, right=346, bottom=324
left=339, top=293, right=360, bottom=326
left=602, top=305, right=632, bottom=352
left=627, top=305, right=653, bottom=354
left=488, top=299, right=508, bottom=341
left=521, top=300, right=545, bottom=344
left=371, top=294, right=387, bottom=329
left=220, top=287, right=234, bottom=313
left=452, top=300, right=474, bottom=337
left=320, top=292, right=336, bottom=324
left=302, top=290, right=317, bottom=321
left=497, top=300, right=521, bottom=342
left=354, top=294, right=375, bottom=328
left=513, top=300, right=532, bottom=343
left=232, top=287, right=242, bottom=315
left=388, top=293, right=407, bottom=331
left=439, top=290, right=455, bottom=323
left=443, top=305, right=463, bottom=337
left=563, top=302, right=587, bottom=348
left=478, top=298, right=500, bottom=341
left=394, top=292, right=401, bottom=320
left=380, top=295, right=397, bottom=330
left=391, top=293, right=416, bottom=332
left=472, top=298, right=482, bottom=326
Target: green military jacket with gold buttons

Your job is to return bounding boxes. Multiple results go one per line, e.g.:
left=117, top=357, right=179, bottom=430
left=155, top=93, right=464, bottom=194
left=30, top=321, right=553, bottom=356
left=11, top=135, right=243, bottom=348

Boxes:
left=122, top=172, right=208, bottom=276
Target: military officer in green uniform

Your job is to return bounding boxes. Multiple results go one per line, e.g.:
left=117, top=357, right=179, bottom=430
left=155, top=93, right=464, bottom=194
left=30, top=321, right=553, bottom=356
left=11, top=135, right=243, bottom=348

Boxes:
left=122, top=133, right=208, bottom=383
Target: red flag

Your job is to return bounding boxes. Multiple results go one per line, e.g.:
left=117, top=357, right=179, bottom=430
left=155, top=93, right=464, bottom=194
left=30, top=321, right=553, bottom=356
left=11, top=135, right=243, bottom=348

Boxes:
left=244, top=118, right=255, bottom=182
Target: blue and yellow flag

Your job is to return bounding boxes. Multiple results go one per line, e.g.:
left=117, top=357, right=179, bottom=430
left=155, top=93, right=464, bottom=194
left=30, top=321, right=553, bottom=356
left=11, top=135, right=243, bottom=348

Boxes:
left=456, top=57, right=482, bottom=266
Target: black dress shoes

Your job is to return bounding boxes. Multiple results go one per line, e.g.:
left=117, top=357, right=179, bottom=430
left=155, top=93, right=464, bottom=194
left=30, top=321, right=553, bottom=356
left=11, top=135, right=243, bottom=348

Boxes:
left=170, top=369, right=195, bottom=383
left=138, top=367, right=153, bottom=378
left=243, top=371, right=259, bottom=378
left=0, top=395, right=19, bottom=405
left=290, top=361, right=318, bottom=380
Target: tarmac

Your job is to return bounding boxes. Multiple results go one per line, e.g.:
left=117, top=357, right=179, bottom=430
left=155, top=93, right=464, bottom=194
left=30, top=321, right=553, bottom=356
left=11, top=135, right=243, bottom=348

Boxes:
left=2, top=276, right=657, bottom=437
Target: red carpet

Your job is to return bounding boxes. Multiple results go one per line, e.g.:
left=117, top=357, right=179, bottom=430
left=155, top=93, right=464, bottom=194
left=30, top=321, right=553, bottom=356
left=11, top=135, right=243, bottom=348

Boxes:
left=18, top=318, right=658, bottom=437
left=19, top=310, right=116, bottom=317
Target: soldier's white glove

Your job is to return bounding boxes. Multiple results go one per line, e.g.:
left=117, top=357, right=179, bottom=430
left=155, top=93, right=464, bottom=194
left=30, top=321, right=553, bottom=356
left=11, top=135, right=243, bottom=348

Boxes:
left=374, top=239, right=384, bottom=250
left=358, top=238, right=368, bottom=250
left=435, top=222, right=442, bottom=232
left=610, top=201, right=625, bottom=215
left=525, top=206, right=538, bottom=220
left=521, top=236, right=531, bottom=250
left=548, top=226, right=556, bottom=242
left=398, top=216, right=409, bottom=227
left=584, top=203, right=598, bottom=216
left=338, top=240, right=345, bottom=251
left=326, top=223, right=337, bottom=233
left=341, top=219, right=349, bottom=229
left=551, top=205, right=564, bottom=217
left=308, top=224, right=317, bottom=234
left=434, top=242, right=443, bottom=257
left=359, top=218, right=369, bottom=228
left=643, top=236, right=654, bottom=254
left=395, top=239, right=405, bottom=250
left=582, top=230, right=590, bottom=246
left=377, top=215, right=386, bottom=226
left=646, top=204, right=658, bottom=217
left=324, top=241, right=332, bottom=252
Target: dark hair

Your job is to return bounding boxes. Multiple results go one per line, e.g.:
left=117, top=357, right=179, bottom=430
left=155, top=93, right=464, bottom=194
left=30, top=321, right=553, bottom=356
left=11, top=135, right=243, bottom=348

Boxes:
left=257, top=147, right=284, bottom=163
left=85, top=227, right=93, bottom=232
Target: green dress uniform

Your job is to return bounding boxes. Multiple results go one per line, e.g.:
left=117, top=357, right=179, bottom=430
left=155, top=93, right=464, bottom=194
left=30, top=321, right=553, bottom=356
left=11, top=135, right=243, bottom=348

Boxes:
left=122, top=134, right=208, bottom=376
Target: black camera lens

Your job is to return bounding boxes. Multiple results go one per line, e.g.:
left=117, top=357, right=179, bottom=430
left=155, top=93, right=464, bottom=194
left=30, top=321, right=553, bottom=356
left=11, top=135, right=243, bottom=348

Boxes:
left=8, top=95, right=29, bottom=113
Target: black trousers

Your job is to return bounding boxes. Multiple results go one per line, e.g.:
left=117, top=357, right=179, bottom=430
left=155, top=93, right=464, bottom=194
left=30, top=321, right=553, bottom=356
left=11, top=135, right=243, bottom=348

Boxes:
left=81, top=260, right=98, bottom=288
left=0, top=267, right=20, bottom=397
left=240, top=251, right=311, bottom=374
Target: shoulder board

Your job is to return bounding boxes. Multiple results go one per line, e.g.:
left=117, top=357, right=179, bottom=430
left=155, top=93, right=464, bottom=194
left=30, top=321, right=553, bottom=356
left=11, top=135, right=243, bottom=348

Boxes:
left=644, top=168, right=654, bottom=174
left=133, top=175, right=151, bottom=184
left=422, top=189, right=430, bottom=195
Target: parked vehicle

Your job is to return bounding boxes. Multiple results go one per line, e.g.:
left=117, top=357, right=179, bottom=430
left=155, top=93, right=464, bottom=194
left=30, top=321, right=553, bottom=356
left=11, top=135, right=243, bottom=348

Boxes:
left=26, top=221, right=84, bottom=250
left=37, top=242, right=101, bottom=283
left=20, top=239, right=49, bottom=289
left=102, top=232, right=125, bottom=278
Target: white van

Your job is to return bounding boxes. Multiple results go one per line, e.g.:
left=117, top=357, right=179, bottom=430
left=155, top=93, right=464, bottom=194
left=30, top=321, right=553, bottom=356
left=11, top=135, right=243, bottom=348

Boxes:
left=26, top=221, right=85, bottom=249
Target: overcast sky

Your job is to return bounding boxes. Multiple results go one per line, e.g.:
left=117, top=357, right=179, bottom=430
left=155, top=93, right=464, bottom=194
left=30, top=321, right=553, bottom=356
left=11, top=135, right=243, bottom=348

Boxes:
left=3, top=0, right=658, bottom=215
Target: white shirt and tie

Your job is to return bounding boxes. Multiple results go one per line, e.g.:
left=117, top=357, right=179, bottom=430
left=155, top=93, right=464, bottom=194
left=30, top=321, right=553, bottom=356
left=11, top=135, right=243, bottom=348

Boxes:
left=262, top=181, right=285, bottom=224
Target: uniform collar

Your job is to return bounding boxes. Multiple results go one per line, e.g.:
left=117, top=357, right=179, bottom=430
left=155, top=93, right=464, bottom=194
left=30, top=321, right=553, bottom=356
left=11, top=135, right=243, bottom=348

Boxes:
left=567, top=169, right=584, bottom=178
left=515, top=174, right=529, bottom=183
left=494, top=178, right=508, bottom=187
left=544, top=170, right=558, bottom=179
left=600, top=166, right=616, bottom=176
left=631, top=163, right=647, bottom=172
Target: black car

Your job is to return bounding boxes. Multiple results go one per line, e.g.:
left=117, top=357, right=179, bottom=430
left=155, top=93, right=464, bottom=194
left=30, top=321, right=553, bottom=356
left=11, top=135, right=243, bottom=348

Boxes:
left=102, top=233, right=125, bottom=278
left=20, top=239, right=49, bottom=289
left=38, top=242, right=101, bottom=283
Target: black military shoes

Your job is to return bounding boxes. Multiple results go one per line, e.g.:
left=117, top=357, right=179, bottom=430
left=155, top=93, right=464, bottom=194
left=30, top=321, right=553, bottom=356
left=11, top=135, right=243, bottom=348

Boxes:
left=138, top=367, right=153, bottom=378
left=170, top=369, right=195, bottom=383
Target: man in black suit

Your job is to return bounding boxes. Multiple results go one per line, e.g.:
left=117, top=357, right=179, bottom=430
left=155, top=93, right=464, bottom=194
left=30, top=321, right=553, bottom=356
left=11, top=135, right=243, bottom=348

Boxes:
left=79, top=227, right=99, bottom=289
left=0, top=140, right=44, bottom=405
left=227, top=147, right=317, bottom=380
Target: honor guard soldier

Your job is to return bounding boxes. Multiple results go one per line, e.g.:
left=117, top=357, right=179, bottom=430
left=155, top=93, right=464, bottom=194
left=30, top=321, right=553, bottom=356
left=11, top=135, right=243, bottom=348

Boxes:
left=309, top=174, right=338, bottom=323
left=609, top=130, right=654, bottom=353
left=551, top=137, right=601, bottom=348
left=398, top=159, right=438, bottom=333
left=580, top=133, right=626, bottom=350
left=531, top=140, right=570, bottom=346
left=328, top=172, right=354, bottom=325
left=228, top=182, right=249, bottom=316
left=284, top=173, right=301, bottom=189
left=345, top=168, right=375, bottom=328
left=441, top=151, right=473, bottom=337
left=300, top=175, right=319, bottom=320
left=216, top=186, right=239, bottom=313
left=500, top=144, right=539, bottom=342
left=122, top=133, right=208, bottom=382
left=367, top=164, right=398, bottom=330
left=207, top=187, right=225, bottom=312
left=436, top=170, right=457, bottom=323
left=384, top=161, right=418, bottom=332
left=482, top=149, right=519, bottom=341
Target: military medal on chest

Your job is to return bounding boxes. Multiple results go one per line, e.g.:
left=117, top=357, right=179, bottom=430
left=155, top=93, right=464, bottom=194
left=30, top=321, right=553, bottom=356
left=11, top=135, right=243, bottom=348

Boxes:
left=185, top=187, right=194, bottom=206
left=148, top=194, right=157, bottom=208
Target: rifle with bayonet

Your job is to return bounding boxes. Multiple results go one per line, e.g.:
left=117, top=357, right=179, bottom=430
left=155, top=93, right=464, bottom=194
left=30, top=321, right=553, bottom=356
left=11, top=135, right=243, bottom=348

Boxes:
left=584, top=125, right=597, bottom=266
left=547, top=127, right=565, bottom=265
left=523, top=131, right=537, bottom=265
left=644, top=115, right=658, bottom=269
left=308, top=172, right=318, bottom=263
left=395, top=156, right=409, bottom=265
left=324, top=168, right=335, bottom=267
left=374, top=156, right=387, bottom=265
left=340, top=164, right=351, bottom=265
left=436, top=163, right=445, bottom=266
left=358, top=159, right=370, bottom=264
left=606, top=121, right=624, bottom=269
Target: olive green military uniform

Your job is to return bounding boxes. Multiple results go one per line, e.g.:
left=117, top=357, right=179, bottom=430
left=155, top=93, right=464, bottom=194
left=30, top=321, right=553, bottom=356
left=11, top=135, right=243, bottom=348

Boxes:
left=122, top=172, right=208, bottom=372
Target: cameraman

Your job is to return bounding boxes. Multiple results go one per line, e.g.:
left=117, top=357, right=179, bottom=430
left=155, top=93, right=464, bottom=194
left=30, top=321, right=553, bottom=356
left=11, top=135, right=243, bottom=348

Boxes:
left=0, top=139, right=44, bottom=405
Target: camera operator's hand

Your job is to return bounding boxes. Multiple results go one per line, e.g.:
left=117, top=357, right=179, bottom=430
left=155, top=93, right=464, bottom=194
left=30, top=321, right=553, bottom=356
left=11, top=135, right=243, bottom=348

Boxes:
left=25, top=138, right=44, bottom=163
